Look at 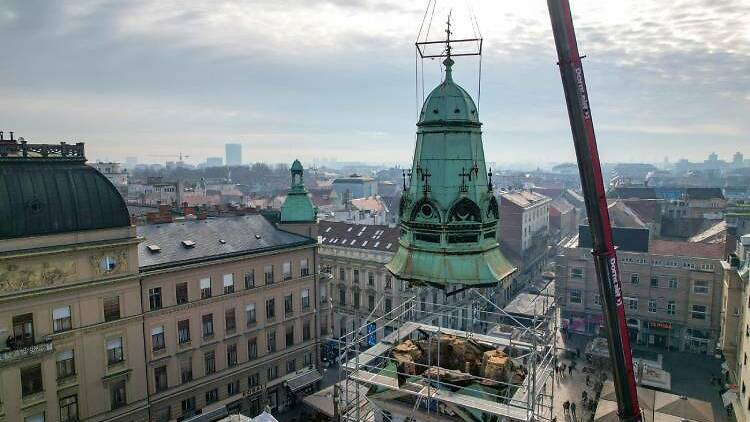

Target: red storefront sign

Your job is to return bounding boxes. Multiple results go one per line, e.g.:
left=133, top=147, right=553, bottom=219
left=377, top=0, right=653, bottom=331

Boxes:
left=648, top=320, right=672, bottom=330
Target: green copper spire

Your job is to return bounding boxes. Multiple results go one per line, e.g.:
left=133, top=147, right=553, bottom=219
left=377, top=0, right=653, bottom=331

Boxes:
left=386, top=53, right=516, bottom=289
left=280, top=159, right=316, bottom=223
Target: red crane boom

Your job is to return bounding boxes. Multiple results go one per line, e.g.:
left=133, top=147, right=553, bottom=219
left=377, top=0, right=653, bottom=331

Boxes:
left=546, top=1, right=642, bottom=421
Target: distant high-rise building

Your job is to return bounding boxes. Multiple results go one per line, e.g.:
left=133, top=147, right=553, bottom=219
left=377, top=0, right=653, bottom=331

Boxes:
left=205, top=156, right=224, bottom=167
left=733, top=151, right=744, bottom=167
left=125, top=156, right=138, bottom=168
left=225, top=143, right=242, bottom=166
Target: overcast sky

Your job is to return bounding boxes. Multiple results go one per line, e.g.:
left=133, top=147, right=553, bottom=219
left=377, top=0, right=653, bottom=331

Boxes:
left=1, top=0, right=748, bottom=167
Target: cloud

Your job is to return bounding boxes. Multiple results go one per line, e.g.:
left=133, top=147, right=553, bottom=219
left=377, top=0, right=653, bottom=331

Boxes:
left=0, top=0, right=747, bottom=165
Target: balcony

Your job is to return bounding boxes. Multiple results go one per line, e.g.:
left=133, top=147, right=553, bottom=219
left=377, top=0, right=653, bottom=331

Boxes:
left=0, top=338, right=54, bottom=367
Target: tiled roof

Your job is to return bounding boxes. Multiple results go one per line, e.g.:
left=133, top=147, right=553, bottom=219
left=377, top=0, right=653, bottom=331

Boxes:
left=319, top=221, right=399, bottom=253
left=350, top=197, right=384, bottom=212
left=137, top=215, right=314, bottom=270
left=620, top=199, right=662, bottom=224
left=549, top=197, right=574, bottom=214
left=500, top=191, right=550, bottom=208
left=610, top=187, right=658, bottom=200
left=685, top=187, right=725, bottom=200
left=648, top=239, right=724, bottom=259
left=607, top=201, right=647, bottom=229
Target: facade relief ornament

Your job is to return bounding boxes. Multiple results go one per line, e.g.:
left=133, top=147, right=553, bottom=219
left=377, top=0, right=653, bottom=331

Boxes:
left=0, top=260, right=77, bottom=292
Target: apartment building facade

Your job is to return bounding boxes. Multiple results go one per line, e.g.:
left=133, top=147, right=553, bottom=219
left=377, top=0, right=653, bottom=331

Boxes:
left=0, top=144, right=149, bottom=422
left=719, top=234, right=750, bottom=419
left=138, top=216, right=328, bottom=421
left=557, top=231, right=725, bottom=354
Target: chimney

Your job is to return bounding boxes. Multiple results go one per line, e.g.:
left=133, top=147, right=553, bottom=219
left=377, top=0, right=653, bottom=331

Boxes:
left=9, top=131, right=13, bottom=141
left=0, top=131, right=3, bottom=141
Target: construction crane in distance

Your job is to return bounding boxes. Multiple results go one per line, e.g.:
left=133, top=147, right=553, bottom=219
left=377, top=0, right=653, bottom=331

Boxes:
left=546, top=1, right=643, bottom=421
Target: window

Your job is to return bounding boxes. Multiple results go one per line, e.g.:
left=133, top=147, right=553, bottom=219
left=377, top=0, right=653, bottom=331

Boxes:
left=303, top=320, right=311, bottom=341
left=301, top=289, right=310, bottom=309
left=223, top=274, right=235, bottom=294
left=246, top=303, right=257, bottom=326
left=285, top=293, right=294, bottom=315
left=691, top=305, right=707, bottom=320
left=693, top=280, right=709, bottom=294
left=228, top=379, right=240, bottom=395
left=300, top=259, right=310, bottom=277
left=630, top=273, right=640, bottom=285
left=267, top=330, right=277, bottom=353
left=245, top=270, right=255, bottom=289
left=110, top=379, right=127, bottom=409
left=625, top=297, right=638, bottom=310
left=282, top=262, right=292, bottom=280
left=204, top=351, right=216, bottom=375
left=56, top=349, right=75, bottom=379
left=286, top=325, right=295, bottom=347
left=266, top=298, right=276, bottom=319
left=53, top=306, right=72, bottom=332
left=154, top=365, right=168, bottom=392
left=12, top=313, right=34, bottom=346
left=368, top=295, right=375, bottom=312
left=570, top=267, right=584, bottom=279
left=225, top=308, right=236, bottom=332
left=248, top=337, right=258, bottom=360
left=667, top=300, right=676, bottom=315
left=181, top=397, right=196, bottom=417
left=569, top=290, right=582, bottom=304
left=107, top=337, right=124, bottom=365
left=650, top=277, right=660, bottom=288
left=227, top=343, right=238, bottom=367
left=320, top=285, right=327, bottom=304
left=59, top=394, right=78, bottom=422
left=180, top=358, right=193, bottom=383
left=668, top=278, right=678, bottom=289
left=353, top=292, right=360, bottom=308
left=353, top=269, right=360, bottom=283
left=593, top=295, right=601, bottom=305
left=267, top=365, right=279, bottom=380
left=21, top=364, right=43, bottom=396
left=202, top=314, right=214, bottom=338
left=287, top=359, right=296, bottom=374
left=151, top=326, right=165, bottom=351
left=339, top=268, right=346, bottom=281
left=248, top=372, right=259, bottom=387
left=176, top=282, right=188, bottom=304
left=149, top=287, right=162, bottom=310
left=178, top=320, right=191, bottom=344
left=648, top=299, right=657, bottom=313
left=205, top=388, right=219, bottom=405
left=368, top=272, right=375, bottom=286
left=103, top=296, right=120, bottom=321
left=385, top=298, right=392, bottom=313
left=304, top=353, right=313, bottom=367
left=385, top=276, right=392, bottom=290
left=264, top=265, right=274, bottom=284
left=339, top=286, right=346, bottom=306
left=200, top=278, right=212, bottom=299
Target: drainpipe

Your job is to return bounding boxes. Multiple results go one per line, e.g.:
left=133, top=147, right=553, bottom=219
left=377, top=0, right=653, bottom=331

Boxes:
left=139, top=275, right=153, bottom=421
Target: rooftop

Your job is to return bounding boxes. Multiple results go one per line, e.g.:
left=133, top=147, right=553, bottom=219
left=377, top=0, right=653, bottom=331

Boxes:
left=648, top=239, right=724, bottom=259
left=501, top=191, right=551, bottom=208
left=137, top=215, right=314, bottom=270
left=319, top=221, right=399, bottom=253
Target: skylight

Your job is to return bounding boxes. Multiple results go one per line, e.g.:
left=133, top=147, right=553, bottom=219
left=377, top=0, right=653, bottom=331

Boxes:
left=181, top=240, right=196, bottom=248
left=147, top=244, right=161, bottom=253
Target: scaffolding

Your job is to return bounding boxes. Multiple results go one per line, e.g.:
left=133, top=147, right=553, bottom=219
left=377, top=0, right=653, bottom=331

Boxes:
left=334, top=285, right=557, bottom=422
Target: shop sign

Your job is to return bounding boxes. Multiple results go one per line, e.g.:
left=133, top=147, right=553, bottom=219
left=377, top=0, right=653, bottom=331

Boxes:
left=648, top=321, right=672, bottom=330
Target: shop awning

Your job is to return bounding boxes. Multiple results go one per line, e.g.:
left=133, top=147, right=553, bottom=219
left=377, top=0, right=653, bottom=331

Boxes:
left=286, top=369, right=323, bottom=392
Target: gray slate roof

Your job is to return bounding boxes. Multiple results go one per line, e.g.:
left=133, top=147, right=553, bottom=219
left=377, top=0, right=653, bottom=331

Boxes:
left=137, top=215, right=314, bottom=270
left=319, top=221, right=399, bottom=253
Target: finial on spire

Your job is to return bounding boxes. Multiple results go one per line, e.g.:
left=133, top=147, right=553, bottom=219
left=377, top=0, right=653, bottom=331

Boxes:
left=443, top=11, right=454, bottom=81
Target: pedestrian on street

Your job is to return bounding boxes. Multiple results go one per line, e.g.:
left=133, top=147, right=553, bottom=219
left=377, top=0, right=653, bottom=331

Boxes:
left=571, top=402, right=577, bottom=418
left=568, top=365, right=573, bottom=375
left=563, top=400, right=570, bottom=413
left=582, top=390, right=588, bottom=403
left=585, top=374, right=590, bottom=386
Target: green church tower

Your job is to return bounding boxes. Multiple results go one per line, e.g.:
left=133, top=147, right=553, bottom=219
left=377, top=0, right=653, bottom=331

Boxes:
left=280, top=159, right=316, bottom=224
left=386, top=47, right=516, bottom=289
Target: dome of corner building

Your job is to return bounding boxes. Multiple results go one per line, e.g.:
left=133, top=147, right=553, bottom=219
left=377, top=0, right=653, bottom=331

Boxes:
left=418, top=77, right=480, bottom=125
left=0, top=160, right=130, bottom=239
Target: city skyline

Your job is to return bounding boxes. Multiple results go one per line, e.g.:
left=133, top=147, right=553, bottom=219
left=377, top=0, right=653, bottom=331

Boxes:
left=1, top=0, right=748, bottom=165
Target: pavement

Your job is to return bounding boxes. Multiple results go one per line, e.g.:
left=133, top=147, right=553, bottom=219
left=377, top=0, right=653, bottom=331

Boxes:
left=551, top=330, right=600, bottom=422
